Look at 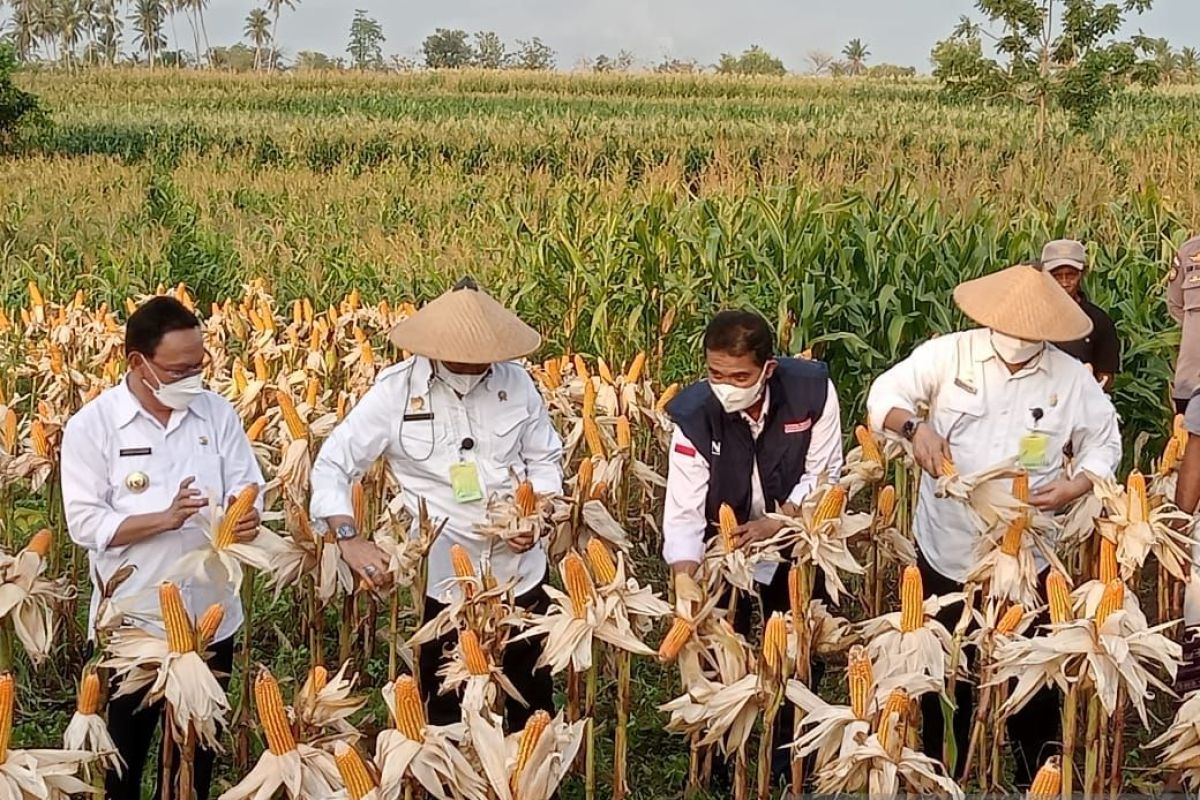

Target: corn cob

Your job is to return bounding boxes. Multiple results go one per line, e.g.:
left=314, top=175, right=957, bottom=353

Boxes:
left=582, top=379, right=597, bottom=418
left=451, top=544, right=476, bottom=579
left=512, top=710, right=551, bottom=791
left=576, top=458, right=594, bottom=497
left=337, top=393, right=348, bottom=420
left=310, top=665, right=328, bottom=693
left=232, top=360, right=248, bottom=395
left=347, top=288, right=361, bottom=310
left=899, top=566, right=923, bottom=633
left=877, top=485, right=896, bottom=523
left=393, top=676, right=426, bottom=742
left=196, top=604, right=224, bottom=648
left=814, top=485, right=846, bottom=525
left=30, top=418, right=50, bottom=458
left=573, top=354, right=590, bottom=382
left=583, top=415, right=605, bottom=458
left=48, top=345, right=63, bottom=375
left=159, top=582, right=195, bottom=654
left=657, top=617, right=693, bottom=663
left=718, top=503, right=738, bottom=553
left=27, top=281, right=43, bottom=308
left=1094, top=579, right=1124, bottom=628
left=253, top=353, right=269, bottom=383
left=515, top=481, right=538, bottom=516
left=0, top=308, right=8, bottom=332
left=847, top=645, right=873, bottom=720
left=655, top=383, right=680, bottom=413
left=590, top=481, right=609, bottom=500
left=460, top=630, right=489, bottom=675
left=254, top=669, right=297, bottom=755
left=543, top=358, right=562, bottom=390
left=305, top=376, right=320, bottom=408
left=360, top=341, right=374, bottom=367
left=1175, top=413, right=1188, bottom=451
left=762, top=612, right=788, bottom=675
left=291, top=299, right=303, bottom=326
left=77, top=670, right=102, bottom=716
left=1000, top=514, right=1027, bottom=557
left=0, top=673, right=12, bottom=764
left=625, top=352, right=647, bottom=384
left=1012, top=471, right=1029, bottom=503
left=598, top=357, right=615, bottom=385
left=352, top=481, right=366, bottom=531
left=218, top=484, right=258, bottom=549
left=1028, top=756, right=1062, bottom=799
left=1161, top=435, right=1182, bottom=476
left=586, top=538, right=617, bottom=585
left=788, top=566, right=804, bottom=623
left=941, top=456, right=957, bottom=477
left=1099, top=536, right=1118, bottom=584
left=616, top=415, right=632, bottom=451
left=336, top=743, right=376, bottom=800
left=246, top=415, right=269, bottom=442
left=563, top=553, right=593, bottom=618
left=855, top=425, right=883, bottom=465
left=277, top=391, right=307, bottom=441
left=1127, top=470, right=1149, bottom=525
left=24, top=529, right=51, bottom=558
left=1, top=408, right=13, bottom=455
left=877, top=687, right=910, bottom=753
left=247, top=307, right=264, bottom=332
left=995, top=604, right=1024, bottom=634
left=1047, top=571, right=1073, bottom=624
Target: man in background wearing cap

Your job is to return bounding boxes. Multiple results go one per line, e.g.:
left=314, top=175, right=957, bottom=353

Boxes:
left=1169, top=236, right=1200, bottom=413
left=867, top=264, right=1121, bottom=786
left=1041, top=239, right=1120, bottom=392
left=310, top=278, right=563, bottom=729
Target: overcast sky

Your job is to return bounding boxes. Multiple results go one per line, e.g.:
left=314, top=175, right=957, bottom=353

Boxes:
left=176, top=0, right=1198, bottom=70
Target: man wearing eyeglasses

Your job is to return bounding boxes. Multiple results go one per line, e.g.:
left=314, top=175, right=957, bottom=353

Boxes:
left=60, top=295, right=263, bottom=800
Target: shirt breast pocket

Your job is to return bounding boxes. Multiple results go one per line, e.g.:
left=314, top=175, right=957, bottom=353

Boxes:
left=488, top=410, right=527, bottom=464
left=396, top=416, right=438, bottom=462
left=932, top=384, right=986, bottom=441
left=190, top=453, right=225, bottom=505
left=110, top=452, right=168, bottom=515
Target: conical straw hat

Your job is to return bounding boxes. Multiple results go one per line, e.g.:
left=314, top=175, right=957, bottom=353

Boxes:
left=953, top=264, right=1092, bottom=341
left=387, top=278, right=541, bottom=362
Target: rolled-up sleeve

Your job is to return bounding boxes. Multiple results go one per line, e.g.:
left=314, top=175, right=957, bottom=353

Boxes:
left=310, top=380, right=396, bottom=521
left=61, top=412, right=124, bottom=554
left=662, top=429, right=709, bottom=565
left=866, top=337, right=949, bottom=433
left=1072, top=379, right=1122, bottom=480
left=788, top=380, right=844, bottom=504
left=520, top=380, right=564, bottom=495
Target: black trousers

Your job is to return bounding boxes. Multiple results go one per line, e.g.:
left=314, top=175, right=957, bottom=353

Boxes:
left=105, top=635, right=235, bottom=800
left=916, top=553, right=1060, bottom=789
left=418, top=579, right=555, bottom=730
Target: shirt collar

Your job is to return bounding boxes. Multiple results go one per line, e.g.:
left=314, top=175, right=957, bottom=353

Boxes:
left=738, top=386, right=770, bottom=425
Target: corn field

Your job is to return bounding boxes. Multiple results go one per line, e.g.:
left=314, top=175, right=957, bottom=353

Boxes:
left=0, top=69, right=1197, bottom=799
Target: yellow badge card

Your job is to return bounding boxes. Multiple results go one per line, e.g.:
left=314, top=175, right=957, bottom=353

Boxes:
left=1018, top=433, right=1049, bottom=469
left=450, top=461, right=484, bottom=503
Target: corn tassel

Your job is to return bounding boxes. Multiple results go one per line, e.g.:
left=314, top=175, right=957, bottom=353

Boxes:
left=814, top=485, right=846, bottom=525
left=1047, top=571, right=1073, bottom=624
left=762, top=612, right=787, bottom=676
left=513, top=711, right=551, bottom=790
left=995, top=604, right=1024, bottom=634
left=196, top=604, right=224, bottom=648
left=1094, top=579, right=1124, bottom=628
left=0, top=673, right=12, bottom=764
left=586, top=538, right=617, bottom=585
left=1000, top=514, right=1027, bottom=557
left=1127, top=470, right=1149, bottom=524
left=855, top=425, right=883, bottom=464
left=877, top=485, right=896, bottom=523
left=515, top=481, right=538, bottom=516
left=598, top=357, right=615, bottom=385
left=847, top=645, right=873, bottom=720
left=278, top=391, right=307, bottom=441
left=616, top=415, right=632, bottom=451
left=393, top=676, right=426, bottom=742
left=461, top=630, right=490, bottom=675
left=24, top=529, right=51, bottom=557
left=77, top=671, right=101, bottom=716
left=718, top=503, right=738, bottom=553
left=655, top=383, right=680, bottom=412
left=254, top=669, right=297, bottom=756
left=625, top=352, right=647, bottom=384
left=218, top=484, right=259, bottom=549
left=899, top=566, right=923, bottom=633
left=583, top=415, right=605, bottom=458
left=246, top=415, right=269, bottom=442
left=159, top=582, right=195, bottom=654
left=1099, top=536, right=1118, bottom=584
left=451, top=544, right=476, bottom=579
left=1028, top=756, right=1062, bottom=798
left=563, top=553, right=593, bottom=619
left=657, top=618, right=693, bottom=663
left=335, top=743, right=377, bottom=800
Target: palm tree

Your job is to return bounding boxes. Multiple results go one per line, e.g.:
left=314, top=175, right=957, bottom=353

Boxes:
left=9, top=0, right=41, bottom=61
left=131, top=0, right=166, bottom=68
left=93, top=0, right=121, bottom=65
left=842, top=38, right=870, bottom=76
left=1180, top=47, right=1200, bottom=83
left=181, top=0, right=211, bottom=67
left=244, top=7, right=270, bottom=70
left=55, top=0, right=87, bottom=69
left=265, top=0, right=297, bottom=72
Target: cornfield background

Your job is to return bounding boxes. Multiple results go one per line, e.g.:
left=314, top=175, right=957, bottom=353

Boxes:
left=1, top=68, right=1198, bottom=798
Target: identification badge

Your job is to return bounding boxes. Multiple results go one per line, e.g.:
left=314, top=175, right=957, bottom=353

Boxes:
left=1018, top=433, right=1049, bottom=469
left=450, top=461, right=484, bottom=503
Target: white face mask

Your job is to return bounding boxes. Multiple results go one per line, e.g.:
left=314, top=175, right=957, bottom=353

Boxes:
left=141, top=360, right=204, bottom=411
left=437, top=362, right=488, bottom=396
left=990, top=331, right=1044, bottom=365
left=709, top=364, right=769, bottom=414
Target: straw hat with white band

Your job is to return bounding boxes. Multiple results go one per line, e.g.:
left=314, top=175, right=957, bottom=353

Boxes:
left=387, top=277, right=541, bottom=363
left=953, top=264, right=1093, bottom=342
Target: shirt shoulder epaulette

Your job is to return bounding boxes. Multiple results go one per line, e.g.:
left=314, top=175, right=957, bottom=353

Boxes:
left=374, top=358, right=417, bottom=385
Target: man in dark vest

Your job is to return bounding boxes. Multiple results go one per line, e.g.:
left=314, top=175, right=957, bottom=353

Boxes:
left=663, top=309, right=844, bottom=782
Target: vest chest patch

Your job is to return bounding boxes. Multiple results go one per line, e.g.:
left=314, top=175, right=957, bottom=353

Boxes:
left=784, top=419, right=812, bottom=434
left=711, top=441, right=721, bottom=456
left=674, top=442, right=696, bottom=458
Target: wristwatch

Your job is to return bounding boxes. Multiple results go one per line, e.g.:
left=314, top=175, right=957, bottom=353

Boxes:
left=334, top=523, right=359, bottom=542
left=901, top=416, right=924, bottom=441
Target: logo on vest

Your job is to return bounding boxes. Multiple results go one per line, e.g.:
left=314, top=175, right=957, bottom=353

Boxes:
left=784, top=419, right=812, bottom=434
left=711, top=441, right=721, bottom=457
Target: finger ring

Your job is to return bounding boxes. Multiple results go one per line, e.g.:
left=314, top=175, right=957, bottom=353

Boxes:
left=364, top=565, right=378, bottom=577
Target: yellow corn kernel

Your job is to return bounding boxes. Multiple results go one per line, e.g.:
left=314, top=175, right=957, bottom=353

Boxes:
left=625, top=352, right=647, bottom=384
left=336, top=743, right=377, bottom=800
left=232, top=360, right=248, bottom=395
left=277, top=391, right=307, bottom=441
left=995, top=604, right=1024, bottom=634
left=159, top=582, right=195, bottom=654
left=27, top=281, right=43, bottom=308
left=0, top=672, right=12, bottom=764
left=576, top=458, right=594, bottom=498
left=847, top=645, right=873, bottom=720
left=1127, top=470, right=1149, bottom=525
left=310, top=665, right=328, bottom=694
left=1012, top=471, right=1029, bottom=503
left=1, top=408, right=14, bottom=455
left=899, top=566, right=923, bottom=633
left=515, top=481, right=538, bottom=517
left=196, top=604, right=224, bottom=648
left=877, top=485, right=896, bottom=524
left=24, top=529, right=51, bottom=558
left=1028, top=756, right=1062, bottom=799
left=941, top=456, right=957, bottom=478
left=543, top=358, right=562, bottom=390
left=305, top=376, right=320, bottom=409
left=218, top=484, right=259, bottom=549
left=582, top=379, right=597, bottom=418
left=654, top=382, right=680, bottom=413
left=563, top=553, right=593, bottom=619
left=1099, top=536, right=1118, bottom=584
left=513, top=710, right=551, bottom=789
left=597, top=357, right=615, bottom=385
left=583, top=415, right=605, bottom=458
left=253, top=353, right=269, bottom=383
left=657, top=617, right=693, bottom=663
left=814, top=485, right=846, bottom=525
left=1094, top=579, right=1124, bottom=628
left=359, top=340, right=374, bottom=367
left=30, top=418, right=50, bottom=458
left=460, top=629, right=490, bottom=675
left=1000, top=514, right=1027, bottom=557
left=1161, top=435, right=1182, bottom=476
left=587, top=538, right=618, bottom=585
left=876, top=687, right=910, bottom=753
left=393, top=676, right=426, bottom=742
left=77, top=670, right=101, bottom=716
left=1047, top=570, right=1073, bottom=624
left=616, top=415, right=632, bottom=451
left=451, top=544, right=476, bottom=579
left=762, top=612, right=788, bottom=676
left=718, top=503, right=738, bottom=553
left=788, top=566, right=804, bottom=624
left=246, top=415, right=269, bottom=442
left=855, top=425, right=883, bottom=465
left=573, top=354, right=590, bottom=382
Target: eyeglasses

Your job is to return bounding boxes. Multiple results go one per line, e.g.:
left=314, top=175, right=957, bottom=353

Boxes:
left=142, top=352, right=210, bottom=381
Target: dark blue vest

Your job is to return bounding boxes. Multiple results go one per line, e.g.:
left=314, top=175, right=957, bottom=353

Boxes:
left=667, top=358, right=830, bottom=544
